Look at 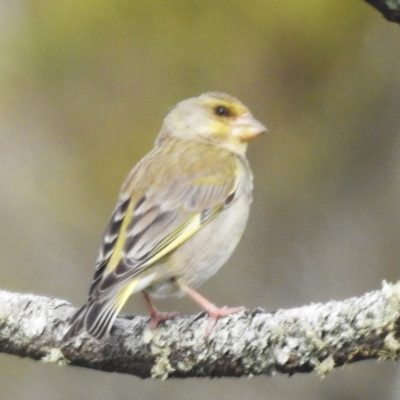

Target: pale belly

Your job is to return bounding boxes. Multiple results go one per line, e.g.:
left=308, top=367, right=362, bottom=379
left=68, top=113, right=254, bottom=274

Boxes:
left=144, top=192, right=251, bottom=298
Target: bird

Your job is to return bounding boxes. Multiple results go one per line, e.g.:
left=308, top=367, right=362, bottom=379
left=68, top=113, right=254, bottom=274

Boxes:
left=63, top=92, right=266, bottom=343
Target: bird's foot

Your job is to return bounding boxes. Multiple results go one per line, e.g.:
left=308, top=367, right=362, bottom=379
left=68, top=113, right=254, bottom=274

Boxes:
left=177, top=284, right=245, bottom=335
left=149, top=309, right=179, bottom=330
left=142, top=291, right=178, bottom=329
left=204, top=305, right=245, bottom=335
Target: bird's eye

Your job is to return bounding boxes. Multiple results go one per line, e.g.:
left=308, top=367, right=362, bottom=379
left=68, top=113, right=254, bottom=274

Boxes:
left=214, top=105, right=230, bottom=117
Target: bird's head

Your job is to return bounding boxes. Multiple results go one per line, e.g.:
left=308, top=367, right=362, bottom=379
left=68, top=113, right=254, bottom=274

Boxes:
left=159, top=92, right=267, bottom=154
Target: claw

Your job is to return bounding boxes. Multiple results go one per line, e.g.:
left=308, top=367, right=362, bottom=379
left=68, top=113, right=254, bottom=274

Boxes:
left=205, top=305, right=245, bottom=335
left=142, top=292, right=179, bottom=329
left=178, top=284, right=245, bottom=335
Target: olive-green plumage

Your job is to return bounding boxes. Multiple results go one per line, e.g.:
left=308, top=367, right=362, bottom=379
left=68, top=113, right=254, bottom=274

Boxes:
left=63, top=92, right=266, bottom=342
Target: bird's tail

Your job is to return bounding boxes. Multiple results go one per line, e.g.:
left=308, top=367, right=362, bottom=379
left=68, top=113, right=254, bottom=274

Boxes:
left=63, top=280, right=140, bottom=343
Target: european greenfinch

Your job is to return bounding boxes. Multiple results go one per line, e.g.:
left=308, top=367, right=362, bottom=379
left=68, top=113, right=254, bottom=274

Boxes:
left=63, top=92, right=266, bottom=342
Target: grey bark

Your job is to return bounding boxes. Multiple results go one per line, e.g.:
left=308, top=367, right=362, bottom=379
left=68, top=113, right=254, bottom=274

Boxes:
left=365, top=0, right=400, bottom=23
left=0, top=283, right=400, bottom=379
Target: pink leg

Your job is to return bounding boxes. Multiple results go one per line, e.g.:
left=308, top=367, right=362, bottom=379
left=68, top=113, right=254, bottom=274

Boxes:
left=179, top=285, right=245, bottom=335
left=142, top=292, right=179, bottom=329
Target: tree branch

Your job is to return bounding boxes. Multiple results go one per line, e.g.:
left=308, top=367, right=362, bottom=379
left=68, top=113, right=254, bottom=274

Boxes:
left=365, top=0, right=400, bottom=24
left=1, top=283, right=400, bottom=378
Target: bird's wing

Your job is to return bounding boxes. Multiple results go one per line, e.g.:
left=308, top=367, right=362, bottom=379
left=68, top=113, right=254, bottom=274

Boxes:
left=88, top=160, right=239, bottom=298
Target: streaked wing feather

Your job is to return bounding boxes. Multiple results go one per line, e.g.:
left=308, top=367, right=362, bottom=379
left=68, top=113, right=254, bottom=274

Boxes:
left=92, top=178, right=237, bottom=296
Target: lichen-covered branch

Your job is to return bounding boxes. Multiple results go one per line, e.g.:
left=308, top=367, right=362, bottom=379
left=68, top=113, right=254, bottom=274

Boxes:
left=1, top=283, right=400, bottom=379
left=365, top=0, right=400, bottom=23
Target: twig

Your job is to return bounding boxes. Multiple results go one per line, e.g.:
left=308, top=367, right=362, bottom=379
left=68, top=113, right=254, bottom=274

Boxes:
left=1, top=283, right=400, bottom=379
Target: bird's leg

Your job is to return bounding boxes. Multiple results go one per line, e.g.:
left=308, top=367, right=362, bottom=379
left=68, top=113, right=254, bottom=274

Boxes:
left=142, top=291, right=179, bottom=329
left=178, top=284, right=245, bottom=335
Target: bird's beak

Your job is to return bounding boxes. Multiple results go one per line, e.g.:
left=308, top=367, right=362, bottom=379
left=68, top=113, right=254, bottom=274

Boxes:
left=232, top=114, right=268, bottom=142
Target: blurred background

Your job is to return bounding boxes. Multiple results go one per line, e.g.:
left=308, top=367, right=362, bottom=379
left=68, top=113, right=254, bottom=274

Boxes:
left=1, top=0, right=400, bottom=399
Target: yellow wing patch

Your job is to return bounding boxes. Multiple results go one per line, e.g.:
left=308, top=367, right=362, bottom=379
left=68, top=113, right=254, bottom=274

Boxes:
left=143, top=203, right=223, bottom=267
left=114, top=278, right=141, bottom=314
left=104, top=200, right=135, bottom=275
left=143, top=212, right=203, bottom=267
left=103, top=189, right=227, bottom=282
